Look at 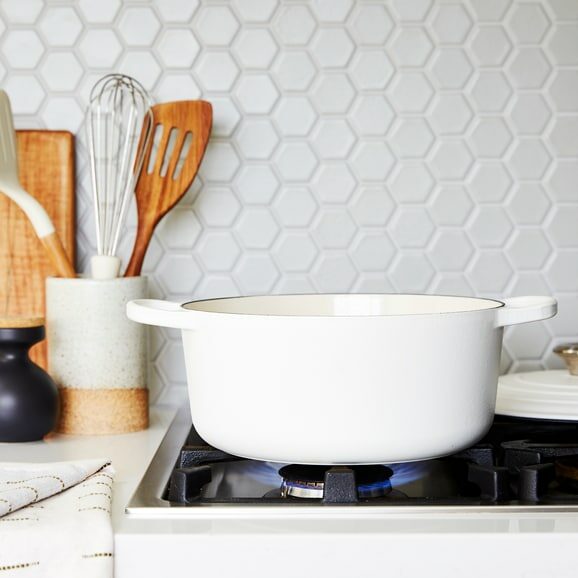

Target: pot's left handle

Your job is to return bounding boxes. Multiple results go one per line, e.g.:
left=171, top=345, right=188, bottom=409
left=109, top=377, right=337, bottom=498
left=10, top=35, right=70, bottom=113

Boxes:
left=496, top=296, right=557, bottom=328
left=127, top=299, right=193, bottom=329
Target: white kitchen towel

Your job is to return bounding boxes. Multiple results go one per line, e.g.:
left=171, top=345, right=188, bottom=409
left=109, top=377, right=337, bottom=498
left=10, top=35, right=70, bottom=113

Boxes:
left=0, top=459, right=114, bottom=578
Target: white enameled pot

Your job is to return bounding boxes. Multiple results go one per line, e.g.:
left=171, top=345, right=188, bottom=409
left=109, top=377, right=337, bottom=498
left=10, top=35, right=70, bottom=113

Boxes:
left=127, top=294, right=556, bottom=465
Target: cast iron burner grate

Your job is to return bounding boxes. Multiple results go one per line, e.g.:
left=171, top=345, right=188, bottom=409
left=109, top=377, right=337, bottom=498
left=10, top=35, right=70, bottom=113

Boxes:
left=165, top=416, right=578, bottom=506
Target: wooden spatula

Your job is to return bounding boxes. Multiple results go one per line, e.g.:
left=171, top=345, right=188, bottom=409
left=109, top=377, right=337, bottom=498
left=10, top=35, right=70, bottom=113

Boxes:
left=124, top=100, right=212, bottom=277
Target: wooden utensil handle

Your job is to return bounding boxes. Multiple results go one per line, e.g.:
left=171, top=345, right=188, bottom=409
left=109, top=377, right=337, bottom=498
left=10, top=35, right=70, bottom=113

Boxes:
left=41, top=232, right=75, bottom=278
left=124, top=221, right=153, bottom=277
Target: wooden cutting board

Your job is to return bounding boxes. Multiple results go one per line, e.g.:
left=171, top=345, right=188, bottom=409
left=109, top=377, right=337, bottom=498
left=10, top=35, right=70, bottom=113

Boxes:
left=0, top=130, right=75, bottom=368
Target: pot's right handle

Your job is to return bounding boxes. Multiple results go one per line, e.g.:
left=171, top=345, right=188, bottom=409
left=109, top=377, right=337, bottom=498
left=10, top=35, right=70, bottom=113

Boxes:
left=496, top=296, right=557, bottom=328
left=127, top=299, right=194, bottom=329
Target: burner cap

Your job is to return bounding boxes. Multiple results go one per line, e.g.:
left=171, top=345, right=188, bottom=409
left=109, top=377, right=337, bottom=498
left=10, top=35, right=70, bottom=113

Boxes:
left=279, top=465, right=393, bottom=499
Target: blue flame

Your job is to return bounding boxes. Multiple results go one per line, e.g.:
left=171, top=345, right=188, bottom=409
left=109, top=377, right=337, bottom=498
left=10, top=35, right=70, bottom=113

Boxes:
left=389, top=462, right=430, bottom=486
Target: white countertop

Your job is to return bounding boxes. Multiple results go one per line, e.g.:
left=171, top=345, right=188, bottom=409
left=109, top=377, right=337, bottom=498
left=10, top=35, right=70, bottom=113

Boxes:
left=3, top=405, right=578, bottom=578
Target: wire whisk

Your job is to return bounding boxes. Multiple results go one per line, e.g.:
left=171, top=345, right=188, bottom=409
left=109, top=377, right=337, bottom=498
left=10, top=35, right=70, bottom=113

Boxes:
left=86, top=74, right=153, bottom=279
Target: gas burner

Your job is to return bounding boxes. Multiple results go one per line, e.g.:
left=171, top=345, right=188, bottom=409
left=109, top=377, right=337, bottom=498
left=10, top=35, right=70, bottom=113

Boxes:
left=556, top=457, right=578, bottom=493
left=278, top=465, right=393, bottom=500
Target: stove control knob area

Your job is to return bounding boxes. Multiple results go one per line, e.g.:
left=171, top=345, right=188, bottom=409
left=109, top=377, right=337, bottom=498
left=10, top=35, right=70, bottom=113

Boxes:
left=168, top=466, right=211, bottom=504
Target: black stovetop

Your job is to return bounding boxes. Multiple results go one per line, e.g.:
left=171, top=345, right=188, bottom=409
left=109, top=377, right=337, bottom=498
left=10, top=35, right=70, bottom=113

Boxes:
left=164, top=416, right=578, bottom=506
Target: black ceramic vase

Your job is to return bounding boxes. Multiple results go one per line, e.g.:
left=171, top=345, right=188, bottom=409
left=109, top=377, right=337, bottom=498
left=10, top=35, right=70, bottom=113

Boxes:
left=0, top=325, right=59, bottom=442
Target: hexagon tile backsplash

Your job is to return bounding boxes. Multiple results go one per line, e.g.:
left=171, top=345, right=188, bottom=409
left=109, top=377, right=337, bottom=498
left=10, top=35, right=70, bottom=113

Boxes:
left=1, top=0, right=577, bottom=402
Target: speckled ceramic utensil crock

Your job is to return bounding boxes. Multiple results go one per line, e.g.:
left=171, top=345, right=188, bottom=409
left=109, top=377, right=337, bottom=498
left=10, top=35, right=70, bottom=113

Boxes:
left=46, top=276, right=148, bottom=434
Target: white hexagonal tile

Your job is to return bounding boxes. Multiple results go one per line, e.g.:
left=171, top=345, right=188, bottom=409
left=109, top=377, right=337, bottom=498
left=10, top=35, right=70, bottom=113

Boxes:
left=235, top=75, right=280, bottom=114
left=353, top=275, right=396, bottom=294
left=547, top=293, right=578, bottom=337
left=311, top=0, right=353, bottom=22
left=274, top=5, right=316, bottom=46
left=274, top=277, right=316, bottom=294
left=274, top=233, right=318, bottom=272
left=508, top=48, right=552, bottom=89
left=199, top=142, right=241, bottom=182
left=389, top=163, right=434, bottom=203
left=39, top=7, right=82, bottom=46
left=158, top=255, right=202, bottom=295
left=350, top=50, right=394, bottom=90
left=547, top=161, right=578, bottom=201
left=507, top=3, right=550, bottom=44
left=389, top=253, right=435, bottom=292
left=235, top=255, right=280, bottom=294
left=349, top=4, right=394, bottom=45
left=155, top=74, right=201, bottom=101
left=389, top=208, right=435, bottom=248
left=350, top=96, right=394, bottom=137
left=236, top=209, right=279, bottom=249
left=468, top=207, right=514, bottom=248
left=508, top=139, right=552, bottom=180
left=275, top=143, right=318, bottom=182
left=469, top=118, right=513, bottom=159
left=78, top=0, right=120, bottom=23
left=313, top=210, right=357, bottom=249
left=505, top=323, right=551, bottom=360
left=312, top=119, right=356, bottom=159
left=156, top=29, right=200, bottom=68
left=549, top=117, right=578, bottom=157
left=155, top=0, right=199, bottom=22
left=428, top=231, right=475, bottom=272
left=470, top=26, right=512, bottom=66
left=547, top=252, right=578, bottom=292
left=272, top=52, right=317, bottom=92
left=548, top=0, right=578, bottom=19
left=547, top=206, right=578, bottom=248
left=1, top=0, right=42, bottom=22
left=350, top=142, right=395, bottom=181
left=547, top=24, right=578, bottom=66
left=194, top=187, right=241, bottom=227
left=235, top=165, right=280, bottom=205
left=390, top=0, right=433, bottom=22
left=79, top=30, right=122, bottom=69
left=390, top=118, right=435, bottom=159
left=351, top=233, right=395, bottom=272
left=40, top=53, right=83, bottom=92
left=310, top=29, right=355, bottom=69
left=389, top=72, right=434, bottom=114
left=196, top=52, right=240, bottom=92
left=2, top=31, right=44, bottom=70
left=157, top=208, right=201, bottom=250
left=468, top=163, right=513, bottom=203
left=351, top=188, right=395, bottom=227
left=119, top=52, right=162, bottom=91
left=549, top=70, right=578, bottom=113
left=194, top=6, right=239, bottom=46
left=197, top=232, right=241, bottom=272
left=430, top=274, right=475, bottom=297
left=274, top=187, right=318, bottom=227
left=157, top=341, right=187, bottom=385
left=3, top=76, right=45, bottom=115
left=389, top=27, right=434, bottom=67
left=273, top=97, right=317, bottom=137
left=429, top=140, right=474, bottom=181
left=118, top=7, right=161, bottom=47
left=195, top=277, right=240, bottom=300
left=429, top=48, right=473, bottom=89
left=428, top=186, right=474, bottom=226
left=236, top=119, right=279, bottom=160
left=469, top=71, right=513, bottom=112
left=468, top=251, right=513, bottom=293
left=312, top=254, right=358, bottom=292
left=430, top=4, right=472, bottom=44
left=233, top=0, right=278, bottom=22
left=311, top=74, right=355, bottom=114
left=507, top=230, right=552, bottom=270
left=507, top=184, right=551, bottom=225
left=234, top=29, right=279, bottom=69
left=312, top=165, right=357, bottom=203
left=510, top=93, right=552, bottom=134
left=429, top=94, right=473, bottom=135
left=42, top=97, right=84, bottom=132
left=210, top=98, right=241, bottom=138
left=469, top=0, right=512, bottom=22
left=508, top=272, right=551, bottom=296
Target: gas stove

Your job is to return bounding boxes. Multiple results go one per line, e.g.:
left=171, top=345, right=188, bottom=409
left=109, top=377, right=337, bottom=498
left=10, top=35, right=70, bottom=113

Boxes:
left=128, top=406, right=578, bottom=515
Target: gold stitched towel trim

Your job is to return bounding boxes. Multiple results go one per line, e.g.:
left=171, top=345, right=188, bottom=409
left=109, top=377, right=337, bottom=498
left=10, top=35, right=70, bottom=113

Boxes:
left=78, top=506, right=110, bottom=513
left=0, top=562, right=39, bottom=571
left=77, top=492, right=111, bottom=501
left=82, top=553, right=113, bottom=559
left=4, top=476, right=65, bottom=490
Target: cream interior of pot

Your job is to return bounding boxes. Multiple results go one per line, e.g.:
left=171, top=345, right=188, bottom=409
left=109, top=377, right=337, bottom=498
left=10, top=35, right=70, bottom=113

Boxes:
left=182, top=294, right=504, bottom=317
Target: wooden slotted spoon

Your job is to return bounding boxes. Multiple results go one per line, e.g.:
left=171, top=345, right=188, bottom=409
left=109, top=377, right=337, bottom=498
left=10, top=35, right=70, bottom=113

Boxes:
left=124, top=100, right=212, bottom=277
